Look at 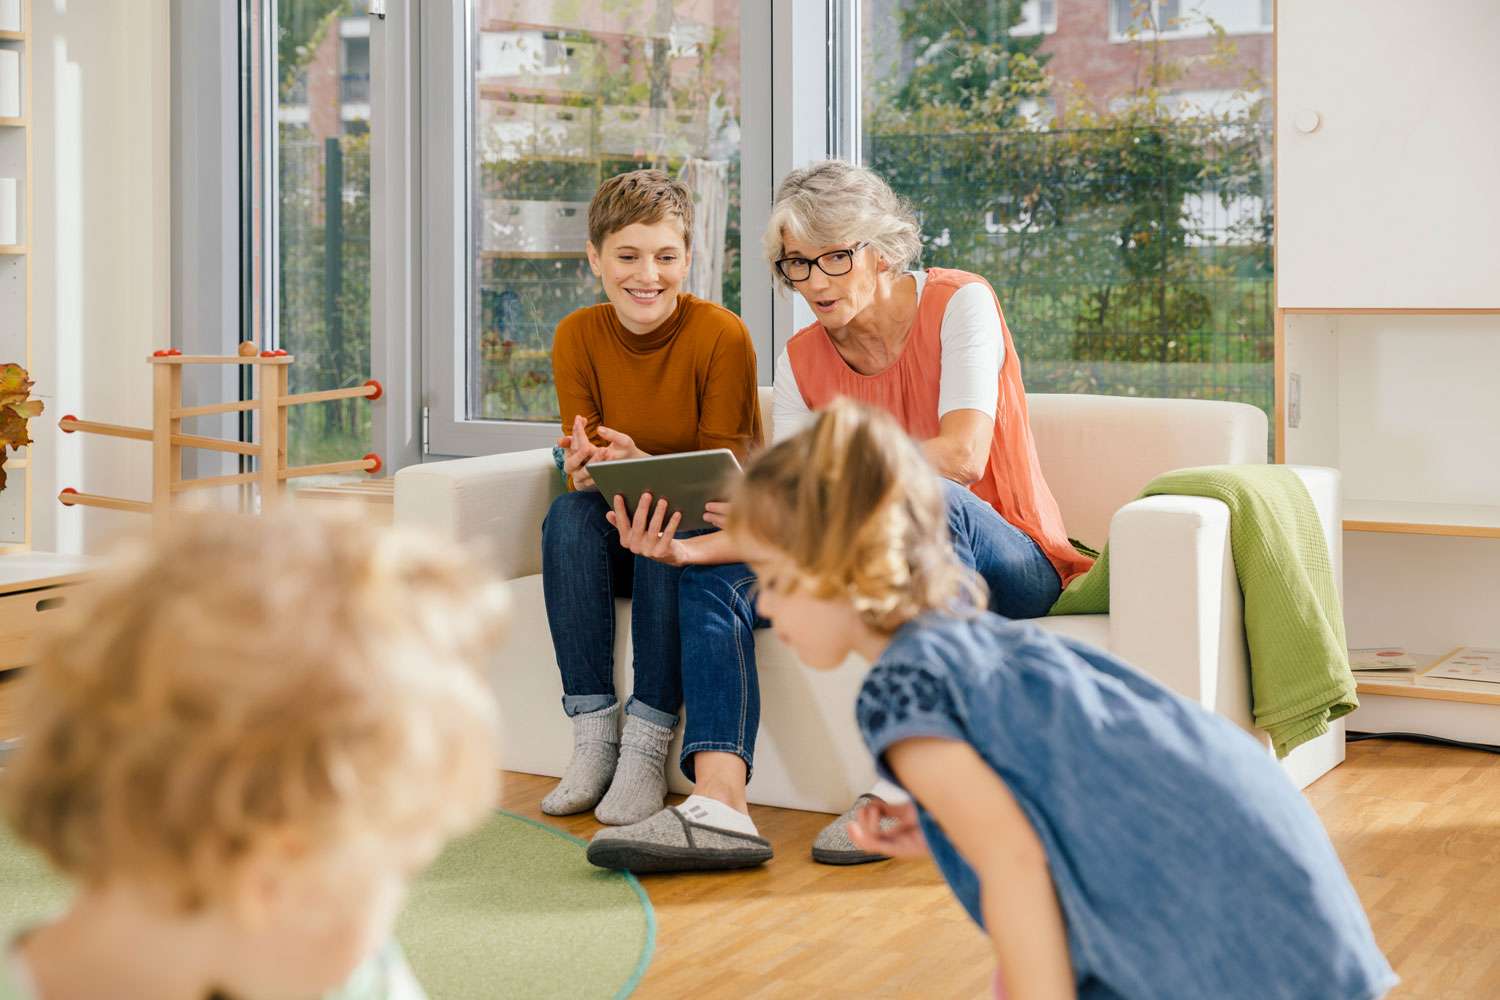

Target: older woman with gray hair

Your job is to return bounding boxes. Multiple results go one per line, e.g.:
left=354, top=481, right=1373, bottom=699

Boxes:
left=586, top=160, right=1092, bottom=875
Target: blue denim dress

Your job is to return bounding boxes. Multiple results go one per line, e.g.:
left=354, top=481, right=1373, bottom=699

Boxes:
left=857, top=613, right=1396, bottom=1000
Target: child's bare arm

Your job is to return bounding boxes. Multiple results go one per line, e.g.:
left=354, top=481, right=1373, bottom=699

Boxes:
left=887, top=737, right=1075, bottom=1000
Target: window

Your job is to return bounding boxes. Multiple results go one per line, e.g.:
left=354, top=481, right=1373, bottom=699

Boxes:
left=1010, top=0, right=1057, bottom=37
left=1111, top=0, right=1271, bottom=40
left=464, top=1, right=747, bottom=427
left=861, top=0, right=1274, bottom=452
left=270, top=1, right=375, bottom=470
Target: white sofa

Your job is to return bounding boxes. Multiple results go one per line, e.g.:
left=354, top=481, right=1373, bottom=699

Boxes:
left=395, top=390, right=1345, bottom=813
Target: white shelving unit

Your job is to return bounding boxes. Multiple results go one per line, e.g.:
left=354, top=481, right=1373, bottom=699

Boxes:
left=0, top=0, right=30, bottom=553
left=1276, top=0, right=1500, bottom=740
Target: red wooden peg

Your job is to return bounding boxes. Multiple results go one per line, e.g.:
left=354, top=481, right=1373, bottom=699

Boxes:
left=363, top=379, right=383, bottom=401
left=363, top=453, right=383, bottom=475
left=60, top=414, right=78, bottom=432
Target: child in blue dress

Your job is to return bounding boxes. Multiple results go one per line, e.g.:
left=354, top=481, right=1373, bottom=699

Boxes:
left=727, top=399, right=1396, bottom=1000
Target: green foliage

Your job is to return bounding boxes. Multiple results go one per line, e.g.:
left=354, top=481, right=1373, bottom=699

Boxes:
left=278, top=127, right=372, bottom=468
left=278, top=0, right=351, bottom=100
left=879, top=0, right=1051, bottom=132
left=868, top=1, right=1273, bottom=430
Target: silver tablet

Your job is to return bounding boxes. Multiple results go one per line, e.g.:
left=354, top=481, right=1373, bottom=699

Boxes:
left=587, top=449, right=742, bottom=532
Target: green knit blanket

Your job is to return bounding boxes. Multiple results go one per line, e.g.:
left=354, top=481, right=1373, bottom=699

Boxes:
left=1049, top=465, right=1357, bottom=758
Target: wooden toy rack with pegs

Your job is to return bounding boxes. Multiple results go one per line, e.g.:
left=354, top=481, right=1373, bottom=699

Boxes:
left=56, top=345, right=383, bottom=520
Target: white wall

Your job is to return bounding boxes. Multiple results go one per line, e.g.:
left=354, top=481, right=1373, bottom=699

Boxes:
left=30, top=0, right=171, bottom=554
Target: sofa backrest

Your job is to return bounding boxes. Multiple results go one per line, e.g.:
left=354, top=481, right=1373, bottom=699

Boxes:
left=755, top=387, right=1267, bottom=551
left=759, top=386, right=775, bottom=442
left=1027, top=393, right=1269, bottom=550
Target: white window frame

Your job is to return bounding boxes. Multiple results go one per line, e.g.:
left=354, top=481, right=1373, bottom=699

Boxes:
left=1110, top=0, right=1271, bottom=43
left=1009, top=0, right=1058, bottom=38
left=419, top=1, right=837, bottom=458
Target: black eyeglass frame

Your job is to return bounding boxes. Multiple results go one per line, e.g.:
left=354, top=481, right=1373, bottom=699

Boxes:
left=774, top=241, right=872, bottom=282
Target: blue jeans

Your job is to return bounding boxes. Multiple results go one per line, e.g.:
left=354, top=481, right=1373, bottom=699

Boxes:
left=541, top=489, right=707, bottom=728
left=939, top=479, right=1062, bottom=620
left=676, top=479, right=1062, bottom=781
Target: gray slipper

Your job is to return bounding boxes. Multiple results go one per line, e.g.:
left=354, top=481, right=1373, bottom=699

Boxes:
left=811, top=794, right=894, bottom=866
left=587, top=806, right=774, bottom=874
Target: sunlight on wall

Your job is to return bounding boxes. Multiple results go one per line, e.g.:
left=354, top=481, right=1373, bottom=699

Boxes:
left=30, top=0, right=169, bottom=554
left=49, top=33, right=79, bottom=554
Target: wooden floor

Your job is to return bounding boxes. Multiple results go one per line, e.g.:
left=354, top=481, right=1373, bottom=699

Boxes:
left=506, top=739, right=1500, bottom=1000
left=3, top=674, right=1497, bottom=998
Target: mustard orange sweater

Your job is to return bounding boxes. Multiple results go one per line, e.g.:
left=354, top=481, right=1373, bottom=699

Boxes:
left=552, top=294, right=763, bottom=475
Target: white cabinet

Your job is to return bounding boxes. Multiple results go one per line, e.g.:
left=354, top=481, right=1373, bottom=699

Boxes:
left=1276, top=4, right=1500, bottom=737
left=1276, top=1, right=1500, bottom=309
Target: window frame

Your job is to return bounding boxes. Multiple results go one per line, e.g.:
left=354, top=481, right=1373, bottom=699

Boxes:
left=1009, top=0, right=1058, bottom=38
left=1109, top=0, right=1271, bottom=42
left=420, top=1, right=827, bottom=458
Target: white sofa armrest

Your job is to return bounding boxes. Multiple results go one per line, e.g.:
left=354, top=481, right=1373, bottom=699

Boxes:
left=1106, top=465, right=1342, bottom=734
left=1108, top=495, right=1251, bottom=729
left=394, top=448, right=560, bottom=580
left=1286, top=465, right=1342, bottom=597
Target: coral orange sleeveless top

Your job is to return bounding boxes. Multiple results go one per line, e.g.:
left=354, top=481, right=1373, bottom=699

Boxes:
left=785, top=267, right=1093, bottom=586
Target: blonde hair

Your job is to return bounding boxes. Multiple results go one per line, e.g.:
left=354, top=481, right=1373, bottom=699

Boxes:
left=729, top=399, right=983, bottom=632
left=762, top=161, right=923, bottom=291
left=588, top=168, right=694, bottom=251
left=0, top=510, right=506, bottom=910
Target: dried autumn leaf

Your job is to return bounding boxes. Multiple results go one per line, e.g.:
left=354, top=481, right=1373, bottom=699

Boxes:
left=0, top=364, right=34, bottom=410
left=0, top=365, right=42, bottom=486
left=0, top=407, right=33, bottom=451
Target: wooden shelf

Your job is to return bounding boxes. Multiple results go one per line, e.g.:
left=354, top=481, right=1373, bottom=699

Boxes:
left=0, top=246, right=27, bottom=256
left=1343, top=500, right=1500, bottom=539
left=0, top=552, right=94, bottom=595
left=1354, top=649, right=1500, bottom=707
left=1357, top=678, right=1500, bottom=707
left=0, top=31, right=25, bottom=42
left=0, top=118, right=26, bottom=128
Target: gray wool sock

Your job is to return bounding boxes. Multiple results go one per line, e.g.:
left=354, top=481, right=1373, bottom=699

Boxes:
left=541, top=704, right=620, bottom=816
left=593, top=712, right=674, bottom=826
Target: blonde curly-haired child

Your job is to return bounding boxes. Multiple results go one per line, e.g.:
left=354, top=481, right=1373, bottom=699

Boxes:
left=0, top=510, right=506, bottom=1000
left=727, top=399, right=1395, bottom=1000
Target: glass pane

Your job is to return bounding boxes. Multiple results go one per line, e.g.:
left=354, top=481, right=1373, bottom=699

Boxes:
left=276, top=0, right=373, bottom=470
left=862, top=0, right=1274, bottom=454
left=1111, top=0, right=1141, bottom=35
left=468, top=1, right=743, bottom=423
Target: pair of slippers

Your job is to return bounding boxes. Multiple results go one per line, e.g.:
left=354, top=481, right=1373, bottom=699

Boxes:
left=587, top=794, right=894, bottom=874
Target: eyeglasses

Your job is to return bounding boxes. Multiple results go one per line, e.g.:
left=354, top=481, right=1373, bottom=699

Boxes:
left=774, top=242, right=870, bottom=282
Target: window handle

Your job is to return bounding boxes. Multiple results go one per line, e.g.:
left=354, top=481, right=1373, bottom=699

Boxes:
left=369, top=0, right=386, bottom=19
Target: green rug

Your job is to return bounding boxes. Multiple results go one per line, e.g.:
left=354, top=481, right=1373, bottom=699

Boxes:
left=0, top=811, right=654, bottom=1000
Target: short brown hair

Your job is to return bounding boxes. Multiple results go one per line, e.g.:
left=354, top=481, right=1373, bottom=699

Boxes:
left=1, top=509, right=506, bottom=909
left=588, top=169, right=694, bottom=251
left=728, top=398, right=984, bottom=632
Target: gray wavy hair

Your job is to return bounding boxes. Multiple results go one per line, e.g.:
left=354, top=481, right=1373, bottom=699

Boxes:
left=762, top=161, right=923, bottom=291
